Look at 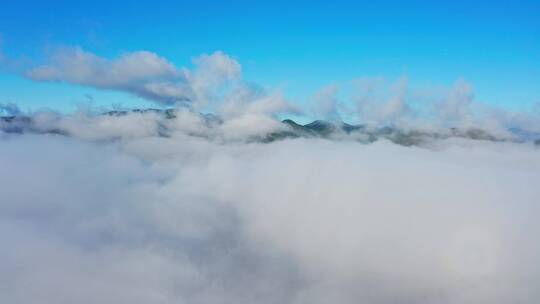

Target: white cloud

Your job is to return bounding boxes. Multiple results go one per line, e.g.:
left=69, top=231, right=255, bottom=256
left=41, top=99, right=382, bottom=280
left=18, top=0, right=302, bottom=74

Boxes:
left=311, top=84, right=342, bottom=122
left=21, top=49, right=540, bottom=137
left=25, top=47, right=242, bottom=106
left=4, top=47, right=540, bottom=303
left=187, top=51, right=242, bottom=104
left=1, top=128, right=540, bottom=303
left=354, top=76, right=411, bottom=126
left=437, top=79, right=475, bottom=123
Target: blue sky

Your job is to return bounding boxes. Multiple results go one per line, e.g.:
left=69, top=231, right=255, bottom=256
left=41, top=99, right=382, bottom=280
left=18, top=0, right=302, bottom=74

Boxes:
left=1, top=0, right=539, bottom=113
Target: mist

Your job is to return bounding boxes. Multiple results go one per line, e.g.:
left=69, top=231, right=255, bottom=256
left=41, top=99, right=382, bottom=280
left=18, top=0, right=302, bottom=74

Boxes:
left=2, top=45, right=540, bottom=302
left=1, top=109, right=540, bottom=303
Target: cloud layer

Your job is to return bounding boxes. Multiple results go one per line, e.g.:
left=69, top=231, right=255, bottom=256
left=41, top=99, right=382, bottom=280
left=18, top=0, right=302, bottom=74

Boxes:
left=1, top=111, right=540, bottom=303
left=3, top=48, right=540, bottom=303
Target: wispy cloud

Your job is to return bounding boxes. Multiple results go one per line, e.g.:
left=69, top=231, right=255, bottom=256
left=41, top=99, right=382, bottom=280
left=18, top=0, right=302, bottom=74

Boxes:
left=25, top=47, right=241, bottom=106
left=18, top=47, right=540, bottom=137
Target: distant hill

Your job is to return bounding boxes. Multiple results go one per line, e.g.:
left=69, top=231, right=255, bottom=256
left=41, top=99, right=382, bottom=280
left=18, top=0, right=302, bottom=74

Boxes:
left=2, top=108, right=539, bottom=146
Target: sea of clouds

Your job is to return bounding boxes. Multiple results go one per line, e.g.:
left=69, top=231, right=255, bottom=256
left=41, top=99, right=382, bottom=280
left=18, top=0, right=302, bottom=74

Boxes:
left=1, top=48, right=540, bottom=303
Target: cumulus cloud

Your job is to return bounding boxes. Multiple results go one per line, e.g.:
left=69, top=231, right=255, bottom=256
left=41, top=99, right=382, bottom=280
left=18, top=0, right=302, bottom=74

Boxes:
left=344, top=76, right=540, bottom=137
left=25, top=47, right=241, bottom=106
left=19, top=48, right=540, bottom=137
left=187, top=51, right=242, bottom=105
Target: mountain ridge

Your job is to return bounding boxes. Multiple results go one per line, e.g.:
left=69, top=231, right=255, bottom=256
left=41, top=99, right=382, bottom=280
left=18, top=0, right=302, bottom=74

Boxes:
left=2, top=108, right=539, bottom=146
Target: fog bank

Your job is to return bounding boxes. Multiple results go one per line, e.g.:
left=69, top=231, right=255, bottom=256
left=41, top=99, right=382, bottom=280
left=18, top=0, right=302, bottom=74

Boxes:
left=1, top=122, right=540, bottom=303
